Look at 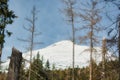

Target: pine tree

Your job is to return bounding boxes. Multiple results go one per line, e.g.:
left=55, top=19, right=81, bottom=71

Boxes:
left=19, top=61, right=27, bottom=80
left=45, top=59, right=50, bottom=70
left=30, top=52, right=44, bottom=80
left=51, top=64, right=54, bottom=80
left=0, top=0, right=16, bottom=64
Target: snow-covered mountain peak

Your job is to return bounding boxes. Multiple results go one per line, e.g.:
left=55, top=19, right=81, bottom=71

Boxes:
left=1, top=40, right=112, bottom=70
left=47, top=40, right=73, bottom=48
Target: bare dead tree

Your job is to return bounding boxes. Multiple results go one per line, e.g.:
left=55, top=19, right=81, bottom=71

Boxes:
left=62, top=0, right=76, bottom=80
left=77, top=0, right=102, bottom=80
left=7, top=47, right=22, bottom=80
left=18, top=6, right=42, bottom=80
left=104, top=0, right=120, bottom=80
left=101, top=38, right=107, bottom=80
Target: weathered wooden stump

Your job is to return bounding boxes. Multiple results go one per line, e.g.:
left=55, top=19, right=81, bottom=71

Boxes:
left=7, top=47, right=22, bottom=80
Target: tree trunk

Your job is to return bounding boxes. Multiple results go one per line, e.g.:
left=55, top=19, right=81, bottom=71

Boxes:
left=0, top=48, right=2, bottom=71
left=70, top=3, right=75, bottom=80
left=89, top=45, right=93, bottom=80
left=7, top=47, right=22, bottom=80
left=118, top=21, right=120, bottom=80
left=89, top=26, right=93, bottom=80
left=101, top=38, right=107, bottom=80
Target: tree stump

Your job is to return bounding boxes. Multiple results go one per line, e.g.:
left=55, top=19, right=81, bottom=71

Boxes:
left=7, top=47, right=22, bottom=80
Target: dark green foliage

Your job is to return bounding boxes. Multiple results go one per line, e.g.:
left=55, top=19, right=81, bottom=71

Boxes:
left=19, top=61, right=27, bottom=80
left=0, top=0, right=16, bottom=57
left=2, top=56, right=120, bottom=80
left=27, top=52, right=49, bottom=80
left=30, top=53, right=44, bottom=80
left=45, top=59, right=50, bottom=70
left=105, top=60, right=119, bottom=80
left=49, top=60, right=119, bottom=80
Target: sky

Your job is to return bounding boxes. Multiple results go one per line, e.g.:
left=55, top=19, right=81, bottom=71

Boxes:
left=2, top=0, right=72, bottom=61
left=1, top=0, right=119, bottom=61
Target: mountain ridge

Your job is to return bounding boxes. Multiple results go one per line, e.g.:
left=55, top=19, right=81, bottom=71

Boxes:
left=1, top=40, right=111, bottom=71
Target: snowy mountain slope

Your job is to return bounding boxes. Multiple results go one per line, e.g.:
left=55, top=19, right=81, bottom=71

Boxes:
left=1, top=40, right=111, bottom=70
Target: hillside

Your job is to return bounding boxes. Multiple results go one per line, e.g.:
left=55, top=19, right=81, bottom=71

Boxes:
left=1, top=40, right=110, bottom=70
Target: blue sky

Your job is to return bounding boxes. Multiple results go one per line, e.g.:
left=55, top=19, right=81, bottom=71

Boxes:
left=2, top=0, right=72, bottom=61
left=1, top=0, right=119, bottom=61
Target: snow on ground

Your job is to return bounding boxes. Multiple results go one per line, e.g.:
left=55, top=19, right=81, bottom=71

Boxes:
left=1, top=40, right=110, bottom=70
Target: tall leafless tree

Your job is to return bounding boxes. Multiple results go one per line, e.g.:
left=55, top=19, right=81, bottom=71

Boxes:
left=104, top=0, right=120, bottom=79
left=18, top=6, right=42, bottom=80
left=78, top=0, right=102, bottom=80
left=101, top=38, right=107, bottom=80
left=62, top=0, right=76, bottom=80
